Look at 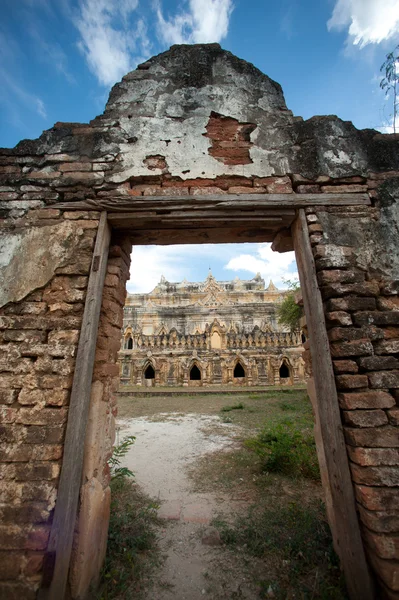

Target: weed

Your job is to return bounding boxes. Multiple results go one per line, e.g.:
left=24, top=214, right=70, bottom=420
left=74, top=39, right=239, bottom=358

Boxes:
left=279, top=401, right=296, bottom=411
left=221, top=415, right=233, bottom=423
left=109, top=435, right=136, bottom=480
left=221, top=402, right=245, bottom=412
left=213, top=501, right=347, bottom=599
left=98, top=477, right=161, bottom=599
left=246, top=422, right=320, bottom=480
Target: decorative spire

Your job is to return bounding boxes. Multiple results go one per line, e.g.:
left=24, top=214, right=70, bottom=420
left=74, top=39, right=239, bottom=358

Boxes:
left=267, top=280, right=278, bottom=291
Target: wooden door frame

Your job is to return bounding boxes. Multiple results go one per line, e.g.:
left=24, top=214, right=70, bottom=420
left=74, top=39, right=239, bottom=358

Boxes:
left=41, top=194, right=374, bottom=600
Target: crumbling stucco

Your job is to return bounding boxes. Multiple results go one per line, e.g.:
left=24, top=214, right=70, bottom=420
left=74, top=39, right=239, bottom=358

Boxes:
left=0, top=221, right=89, bottom=308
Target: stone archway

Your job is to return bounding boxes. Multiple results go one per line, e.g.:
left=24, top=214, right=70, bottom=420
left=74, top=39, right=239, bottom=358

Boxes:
left=1, top=43, right=397, bottom=600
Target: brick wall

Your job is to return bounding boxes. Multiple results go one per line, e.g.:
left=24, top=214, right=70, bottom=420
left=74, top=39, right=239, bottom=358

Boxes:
left=0, top=209, right=100, bottom=599
left=300, top=176, right=399, bottom=599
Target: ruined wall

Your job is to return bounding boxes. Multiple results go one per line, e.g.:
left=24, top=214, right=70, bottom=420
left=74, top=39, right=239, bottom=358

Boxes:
left=0, top=43, right=398, bottom=598
left=303, top=178, right=399, bottom=598
left=0, top=210, right=100, bottom=599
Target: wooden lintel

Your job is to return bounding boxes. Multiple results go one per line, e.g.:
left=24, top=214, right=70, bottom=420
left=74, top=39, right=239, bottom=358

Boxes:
left=50, top=192, right=370, bottom=213
left=40, top=212, right=111, bottom=600
left=128, top=227, right=278, bottom=245
left=291, top=210, right=374, bottom=600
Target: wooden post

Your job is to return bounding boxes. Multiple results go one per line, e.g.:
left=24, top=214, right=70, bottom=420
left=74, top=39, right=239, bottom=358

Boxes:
left=291, top=209, right=374, bottom=600
left=40, top=212, right=111, bottom=600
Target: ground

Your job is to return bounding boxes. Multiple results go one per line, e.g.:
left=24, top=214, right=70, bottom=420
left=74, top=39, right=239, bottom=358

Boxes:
left=98, top=389, right=347, bottom=600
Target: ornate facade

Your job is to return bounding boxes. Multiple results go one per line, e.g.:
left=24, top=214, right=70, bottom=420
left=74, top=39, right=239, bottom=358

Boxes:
left=119, top=272, right=305, bottom=387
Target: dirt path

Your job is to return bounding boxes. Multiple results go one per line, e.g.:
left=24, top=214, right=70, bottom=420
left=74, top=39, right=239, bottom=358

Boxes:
left=119, top=412, right=261, bottom=599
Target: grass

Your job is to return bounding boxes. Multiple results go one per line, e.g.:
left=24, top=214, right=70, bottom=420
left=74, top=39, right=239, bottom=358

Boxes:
left=97, top=477, right=162, bottom=600
left=114, top=388, right=346, bottom=599
left=221, top=401, right=245, bottom=412
left=245, top=421, right=320, bottom=480
left=213, top=501, right=347, bottom=599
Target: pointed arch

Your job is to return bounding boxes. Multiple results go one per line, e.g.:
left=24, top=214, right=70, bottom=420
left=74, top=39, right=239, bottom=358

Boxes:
left=190, top=364, right=201, bottom=380
left=279, top=357, right=292, bottom=380
left=144, top=364, right=155, bottom=379
left=233, top=362, right=245, bottom=378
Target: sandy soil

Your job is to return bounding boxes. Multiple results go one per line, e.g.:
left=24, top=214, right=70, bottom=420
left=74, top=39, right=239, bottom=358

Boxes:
left=119, top=412, right=264, bottom=599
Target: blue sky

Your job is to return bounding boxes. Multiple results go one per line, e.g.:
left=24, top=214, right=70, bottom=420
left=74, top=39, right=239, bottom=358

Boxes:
left=1, top=0, right=399, bottom=292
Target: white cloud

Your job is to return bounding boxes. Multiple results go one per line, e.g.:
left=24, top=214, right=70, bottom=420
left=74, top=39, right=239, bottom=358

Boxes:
left=225, top=244, right=298, bottom=288
left=328, top=0, right=399, bottom=47
left=74, top=0, right=151, bottom=86
left=156, top=0, right=233, bottom=46
left=128, top=243, right=297, bottom=294
left=128, top=243, right=237, bottom=293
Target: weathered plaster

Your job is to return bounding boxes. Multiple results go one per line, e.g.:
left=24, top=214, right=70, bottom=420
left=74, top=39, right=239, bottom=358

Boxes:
left=0, top=221, right=89, bottom=308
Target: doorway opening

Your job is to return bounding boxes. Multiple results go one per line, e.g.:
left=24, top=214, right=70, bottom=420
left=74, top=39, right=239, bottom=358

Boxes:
left=190, top=364, right=201, bottom=380
left=144, top=364, right=155, bottom=379
left=234, top=362, right=245, bottom=378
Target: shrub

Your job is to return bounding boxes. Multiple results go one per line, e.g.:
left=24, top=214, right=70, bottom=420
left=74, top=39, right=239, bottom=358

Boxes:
left=246, top=422, right=319, bottom=480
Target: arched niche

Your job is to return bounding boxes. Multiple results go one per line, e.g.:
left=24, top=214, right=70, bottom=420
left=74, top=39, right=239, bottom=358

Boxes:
left=279, top=359, right=292, bottom=384
left=211, top=330, right=221, bottom=349
left=233, top=362, right=245, bottom=378
left=189, top=364, right=202, bottom=382
left=144, top=364, right=155, bottom=379
left=143, top=361, right=156, bottom=387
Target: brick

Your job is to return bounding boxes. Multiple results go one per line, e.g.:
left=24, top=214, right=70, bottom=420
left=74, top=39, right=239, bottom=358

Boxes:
left=367, top=550, right=399, bottom=591
left=326, top=311, right=352, bottom=326
left=321, top=184, right=368, bottom=193
left=348, top=447, right=399, bottom=466
left=354, top=311, right=399, bottom=327
left=377, top=297, right=399, bottom=311
left=0, top=407, right=18, bottom=423
left=322, top=281, right=380, bottom=299
left=24, top=426, right=65, bottom=444
left=345, top=426, right=399, bottom=448
left=363, top=529, right=399, bottom=560
left=336, top=374, right=368, bottom=389
left=13, top=461, right=60, bottom=481
left=16, top=407, right=68, bottom=426
left=0, top=443, right=63, bottom=462
left=355, top=485, right=399, bottom=511
left=0, top=582, right=36, bottom=600
left=59, top=162, right=91, bottom=172
left=330, top=339, right=373, bottom=357
left=18, top=388, right=44, bottom=406
left=333, top=360, right=358, bottom=374
left=359, top=356, right=399, bottom=371
left=313, top=244, right=353, bottom=268
left=388, top=409, right=399, bottom=426
left=0, top=551, right=21, bottom=579
left=328, top=327, right=371, bottom=342
left=350, top=463, right=399, bottom=486
left=369, top=371, right=399, bottom=389
left=0, top=388, right=19, bottom=405
left=358, top=505, right=399, bottom=533
left=317, top=269, right=365, bottom=285
left=0, top=503, right=50, bottom=524
left=383, top=327, right=399, bottom=339
left=339, top=391, right=395, bottom=409
left=21, top=481, right=57, bottom=502
left=374, top=340, right=399, bottom=355
left=343, top=410, right=388, bottom=427
left=297, top=184, right=320, bottom=193
left=190, top=186, right=227, bottom=195
left=326, top=297, right=376, bottom=312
